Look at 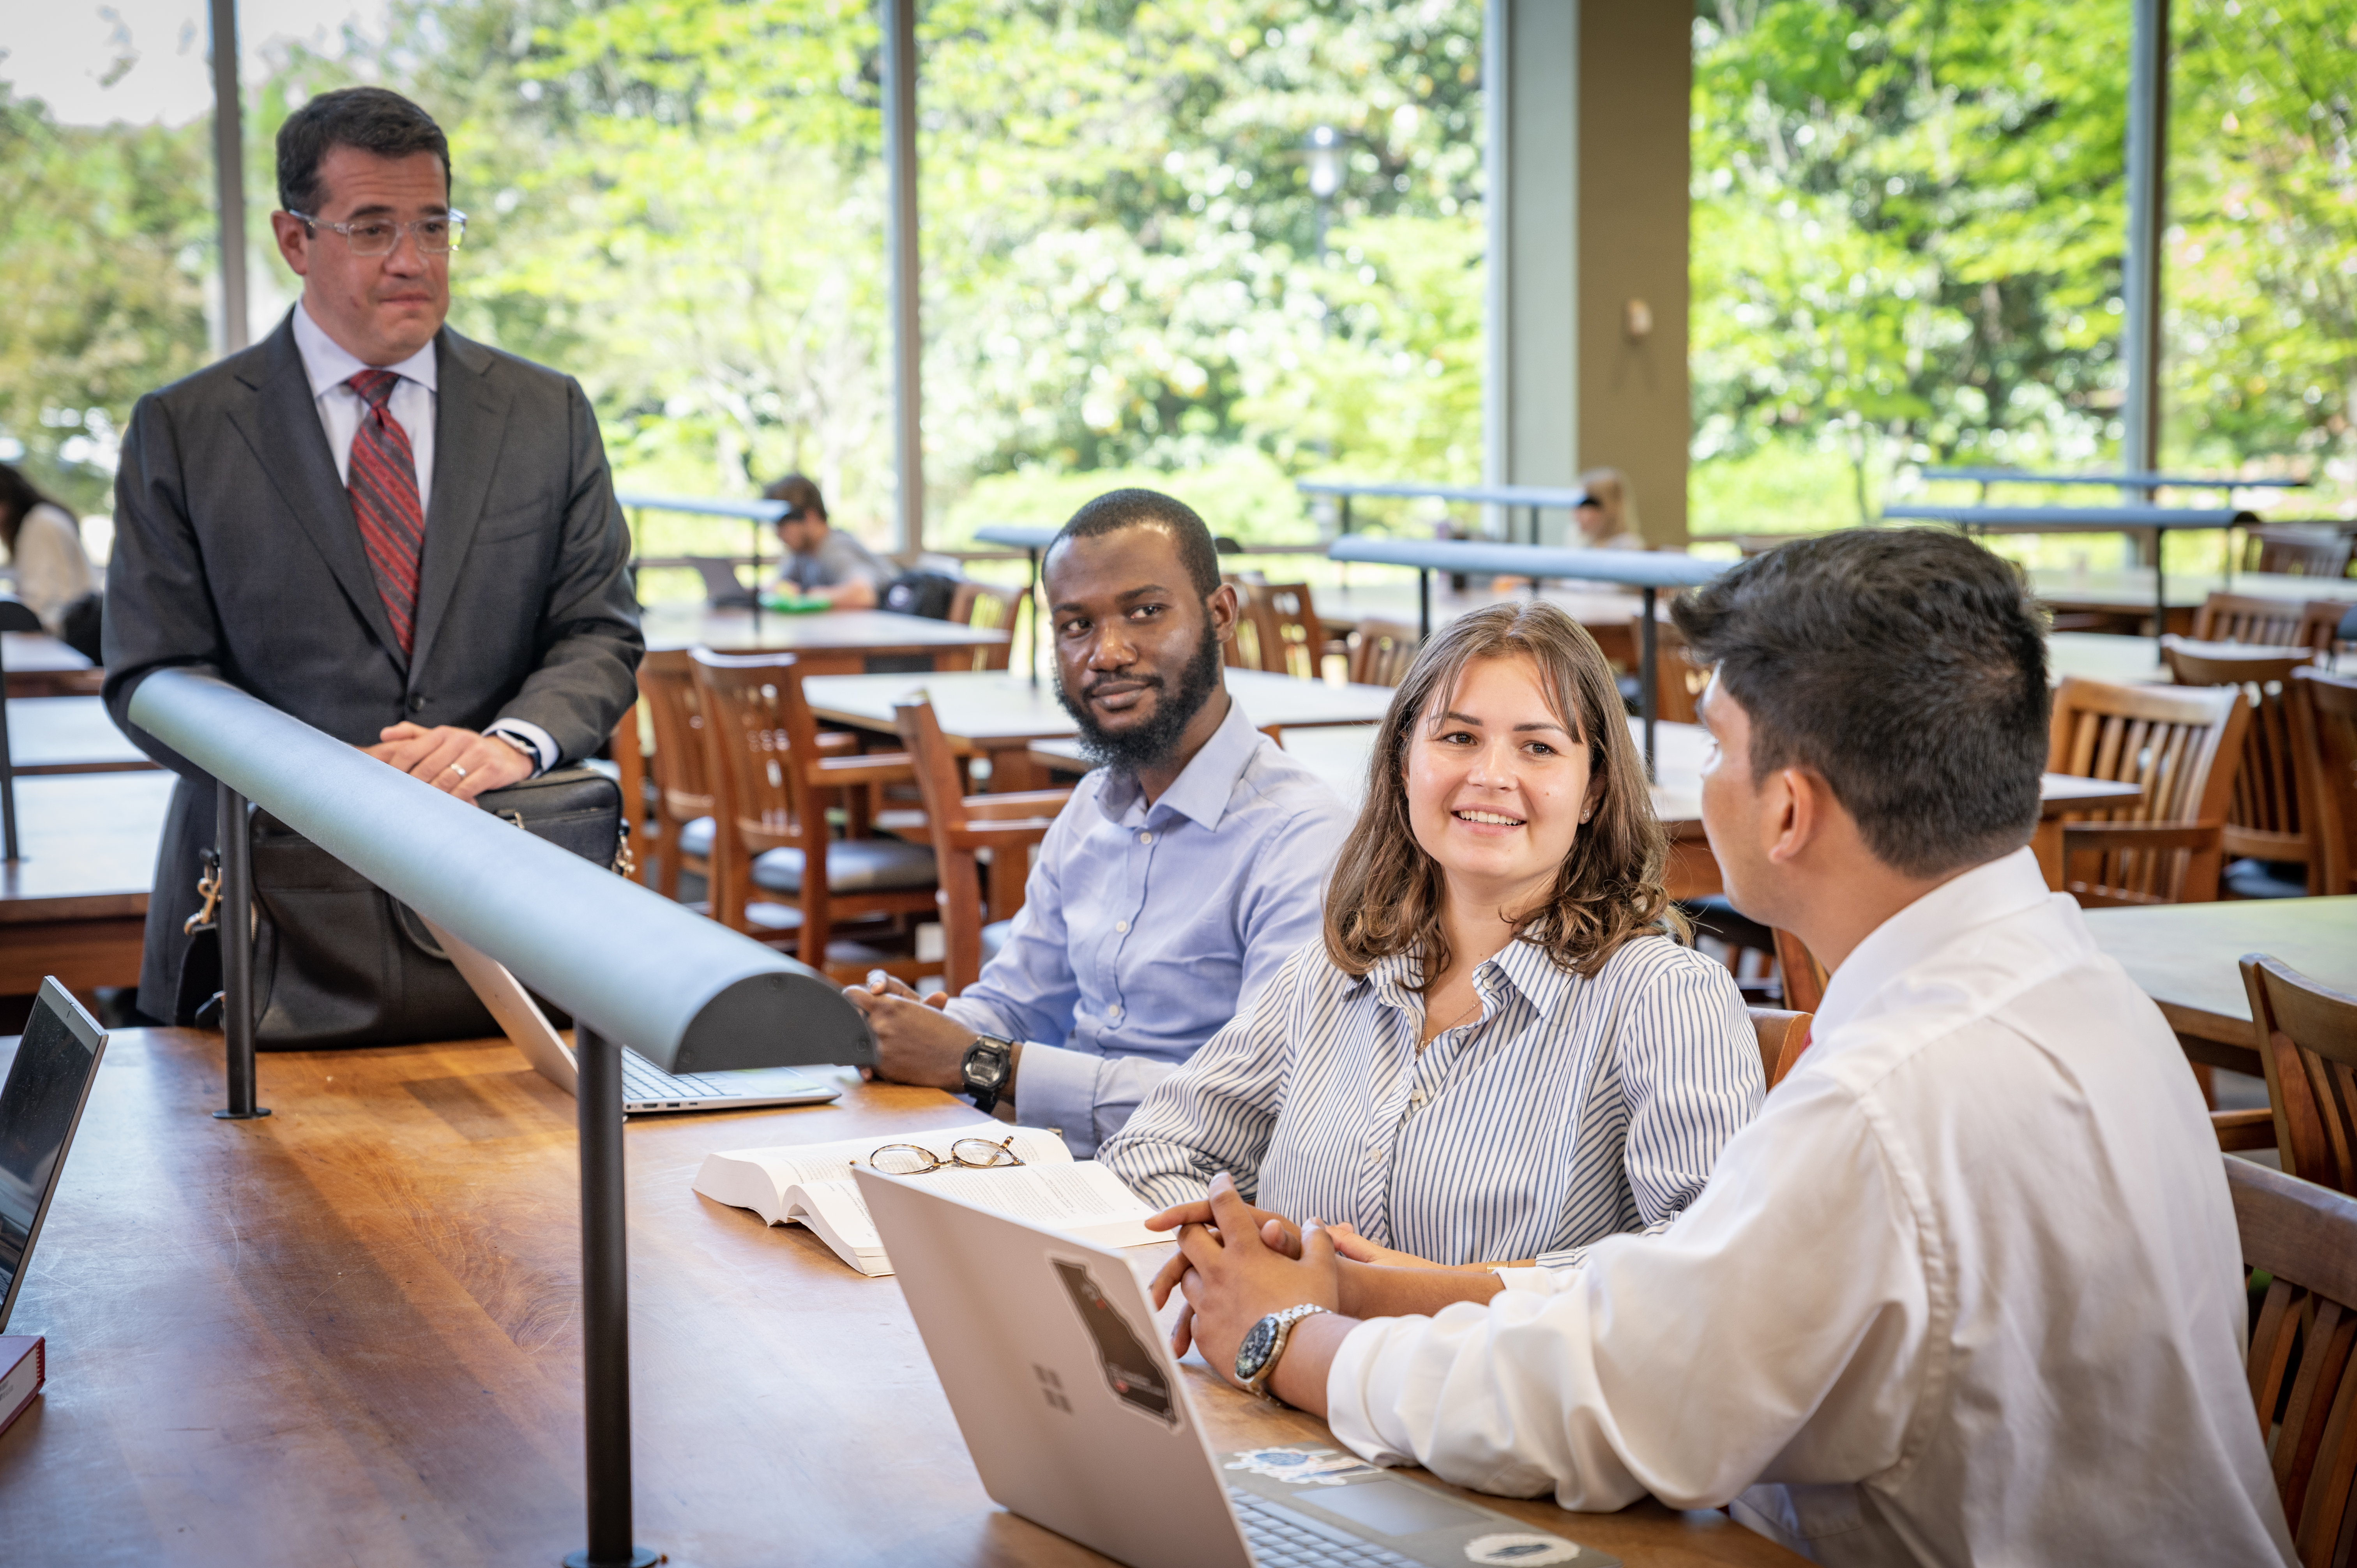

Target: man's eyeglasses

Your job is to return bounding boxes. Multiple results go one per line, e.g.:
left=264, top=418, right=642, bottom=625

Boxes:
left=856, top=1135, right=1025, bottom=1176
left=288, top=210, right=468, bottom=256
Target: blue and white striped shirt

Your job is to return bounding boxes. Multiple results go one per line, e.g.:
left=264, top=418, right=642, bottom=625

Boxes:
left=1098, top=931, right=1762, bottom=1269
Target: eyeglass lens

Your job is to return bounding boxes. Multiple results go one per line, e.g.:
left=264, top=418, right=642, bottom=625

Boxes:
left=315, top=216, right=466, bottom=256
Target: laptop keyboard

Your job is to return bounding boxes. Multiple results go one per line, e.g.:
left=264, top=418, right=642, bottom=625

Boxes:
left=619, top=1050, right=738, bottom=1103
left=1233, top=1490, right=1423, bottom=1567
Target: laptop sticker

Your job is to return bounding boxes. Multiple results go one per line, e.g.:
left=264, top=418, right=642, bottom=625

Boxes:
left=1224, top=1446, right=1383, bottom=1487
left=1053, top=1258, right=1178, bottom=1428
left=1463, top=1533, right=1582, bottom=1564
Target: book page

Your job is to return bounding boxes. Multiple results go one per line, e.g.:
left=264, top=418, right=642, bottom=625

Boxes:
left=925, top=1161, right=1156, bottom=1236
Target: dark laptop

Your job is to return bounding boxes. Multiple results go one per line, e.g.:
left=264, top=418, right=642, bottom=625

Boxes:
left=0, top=978, right=108, bottom=1332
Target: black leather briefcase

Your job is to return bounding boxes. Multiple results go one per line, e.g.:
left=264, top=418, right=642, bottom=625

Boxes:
left=176, top=767, right=629, bottom=1049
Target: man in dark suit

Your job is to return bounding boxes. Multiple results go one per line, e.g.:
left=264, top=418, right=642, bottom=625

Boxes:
left=104, top=86, right=642, bottom=1021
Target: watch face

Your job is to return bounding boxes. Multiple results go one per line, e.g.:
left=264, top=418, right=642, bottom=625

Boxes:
left=1235, top=1314, right=1280, bottom=1383
left=965, top=1042, right=1009, bottom=1089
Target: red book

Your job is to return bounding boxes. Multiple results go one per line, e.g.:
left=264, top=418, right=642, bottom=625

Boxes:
left=0, top=1336, right=44, bottom=1438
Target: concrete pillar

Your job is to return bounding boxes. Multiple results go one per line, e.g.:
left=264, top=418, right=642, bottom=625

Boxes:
left=1486, top=0, right=1691, bottom=545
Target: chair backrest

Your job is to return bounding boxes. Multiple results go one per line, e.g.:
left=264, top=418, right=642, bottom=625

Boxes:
left=893, top=694, right=973, bottom=838
left=1242, top=582, right=1322, bottom=679
left=2245, top=524, right=2356, bottom=579
left=2293, top=668, right=2357, bottom=897
left=947, top=579, right=1021, bottom=671
left=1346, top=619, right=1421, bottom=687
left=638, top=649, right=714, bottom=818
left=2243, top=954, right=2357, bottom=1197
left=2226, top=1154, right=2357, bottom=1564
left=2192, top=592, right=2340, bottom=653
left=2165, top=639, right=2318, bottom=871
left=1748, top=1007, right=1813, bottom=1090
left=2048, top=676, right=2250, bottom=904
left=2049, top=676, right=2247, bottom=825
left=689, top=648, right=839, bottom=844
left=1772, top=928, right=1828, bottom=1014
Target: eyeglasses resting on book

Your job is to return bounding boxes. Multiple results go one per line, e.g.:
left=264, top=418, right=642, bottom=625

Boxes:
left=857, top=1135, right=1026, bottom=1177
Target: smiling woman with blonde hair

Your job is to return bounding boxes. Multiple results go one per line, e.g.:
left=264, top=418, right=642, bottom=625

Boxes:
left=1100, top=600, right=1761, bottom=1279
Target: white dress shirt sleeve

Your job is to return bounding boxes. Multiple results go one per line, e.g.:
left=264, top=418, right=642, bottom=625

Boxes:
left=483, top=718, right=558, bottom=775
left=1325, top=1069, right=1928, bottom=1512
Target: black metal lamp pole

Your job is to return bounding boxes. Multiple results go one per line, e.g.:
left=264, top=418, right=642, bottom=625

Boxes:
left=565, top=1022, right=657, bottom=1568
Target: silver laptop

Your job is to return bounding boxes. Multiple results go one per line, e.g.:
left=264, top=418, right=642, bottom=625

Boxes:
left=856, top=1166, right=1615, bottom=1568
left=1, top=979, right=109, bottom=1332
left=687, top=555, right=758, bottom=609
left=422, top=916, right=839, bottom=1115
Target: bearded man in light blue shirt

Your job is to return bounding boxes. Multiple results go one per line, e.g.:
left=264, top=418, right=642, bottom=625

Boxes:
left=850, top=489, right=1352, bottom=1154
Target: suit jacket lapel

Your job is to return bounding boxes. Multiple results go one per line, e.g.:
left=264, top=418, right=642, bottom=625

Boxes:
left=408, top=327, right=512, bottom=681
left=225, top=314, right=408, bottom=673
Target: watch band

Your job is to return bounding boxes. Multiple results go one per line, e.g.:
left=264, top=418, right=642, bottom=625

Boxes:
left=1237, top=1303, right=1332, bottom=1403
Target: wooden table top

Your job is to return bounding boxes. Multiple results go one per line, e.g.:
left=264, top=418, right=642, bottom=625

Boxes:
left=2082, top=897, right=2357, bottom=1049
left=1034, top=720, right=2142, bottom=828
left=0, top=770, right=174, bottom=920
left=805, top=669, right=1397, bottom=749
left=5, top=696, right=155, bottom=774
left=2027, top=567, right=2357, bottom=610
left=2, top=631, right=102, bottom=697
left=640, top=601, right=1012, bottom=655
left=0, top=1027, right=1799, bottom=1567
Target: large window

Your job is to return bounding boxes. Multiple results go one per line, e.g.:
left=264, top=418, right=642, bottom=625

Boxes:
left=1689, top=0, right=2354, bottom=542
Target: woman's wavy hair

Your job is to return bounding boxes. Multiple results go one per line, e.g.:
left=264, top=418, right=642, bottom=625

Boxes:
left=1323, top=600, right=1685, bottom=985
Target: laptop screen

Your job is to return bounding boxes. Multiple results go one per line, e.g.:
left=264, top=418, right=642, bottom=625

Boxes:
left=0, top=981, right=107, bottom=1331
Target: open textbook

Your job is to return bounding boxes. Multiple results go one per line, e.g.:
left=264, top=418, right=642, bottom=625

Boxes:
left=692, top=1123, right=1163, bottom=1277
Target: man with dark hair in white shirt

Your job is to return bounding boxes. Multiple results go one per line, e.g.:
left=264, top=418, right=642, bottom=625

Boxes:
left=1161, top=529, right=2295, bottom=1566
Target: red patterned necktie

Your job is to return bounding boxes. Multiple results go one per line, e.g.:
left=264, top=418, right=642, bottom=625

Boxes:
left=345, top=368, right=425, bottom=658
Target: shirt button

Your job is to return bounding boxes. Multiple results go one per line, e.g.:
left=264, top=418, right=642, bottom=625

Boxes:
left=1108, top=1004, right=1123, bottom=1020
left=1114, top=920, right=1129, bottom=934
left=1137, top=832, right=1152, bottom=845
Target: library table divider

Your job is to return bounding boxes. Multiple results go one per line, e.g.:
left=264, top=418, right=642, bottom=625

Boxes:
left=0, top=1025, right=1803, bottom=1568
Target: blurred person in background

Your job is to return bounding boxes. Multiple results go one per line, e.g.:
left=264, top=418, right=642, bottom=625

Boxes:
left=0, top=463, right=102, bottom=661
left=1571, top=468, right=1645, bottom=551
left=765, top=473, right=887, bottom=608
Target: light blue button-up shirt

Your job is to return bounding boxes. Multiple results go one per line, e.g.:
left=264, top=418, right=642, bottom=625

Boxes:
left=944, top=694, right=1353, bottom=1155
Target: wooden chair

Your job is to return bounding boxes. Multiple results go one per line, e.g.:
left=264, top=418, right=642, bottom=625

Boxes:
left=1773, top=928, right=1829, bottom=1014
left=948, top=579, right=1023, bottom=672
left=2292, top=669, right=2357, bottom=899
left=2191, top=592, right=2343, bottom=655
left=690, top=649, right=936, bottom=976
left=1240, top=582, right=1325, bottom=679
left=893, top=696, right=1071, bottom=994
left=1345, top=619, right=1420, bottom=687
left=2165, top=639, right=2322, bottom=895
left=608, top=701, right=650, bottom=886
left=637, top=650, right=717, bottom=900
left=2226, top=1154, right=2357, bottom=1564
left=2242, top=954, right=2357, bottom=1196
left=2047, top=676, right=2251, bottom=906
left=2244, top=524, right=2355, bottom=579
left=1749, top=1006, right=1813, bottom=1091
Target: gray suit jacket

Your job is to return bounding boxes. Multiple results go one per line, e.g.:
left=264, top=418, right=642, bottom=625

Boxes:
left=104, top=311, right=643, bottom=1016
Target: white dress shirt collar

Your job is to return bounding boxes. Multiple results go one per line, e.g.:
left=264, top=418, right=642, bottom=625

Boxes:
left=1812, top=845, right=2051, bottom=1040
left=292, top=300, right=438, bottom=399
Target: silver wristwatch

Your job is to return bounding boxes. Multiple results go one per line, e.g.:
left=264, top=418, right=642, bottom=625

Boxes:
left=1233, top=1303, right=1332, bottom=1403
